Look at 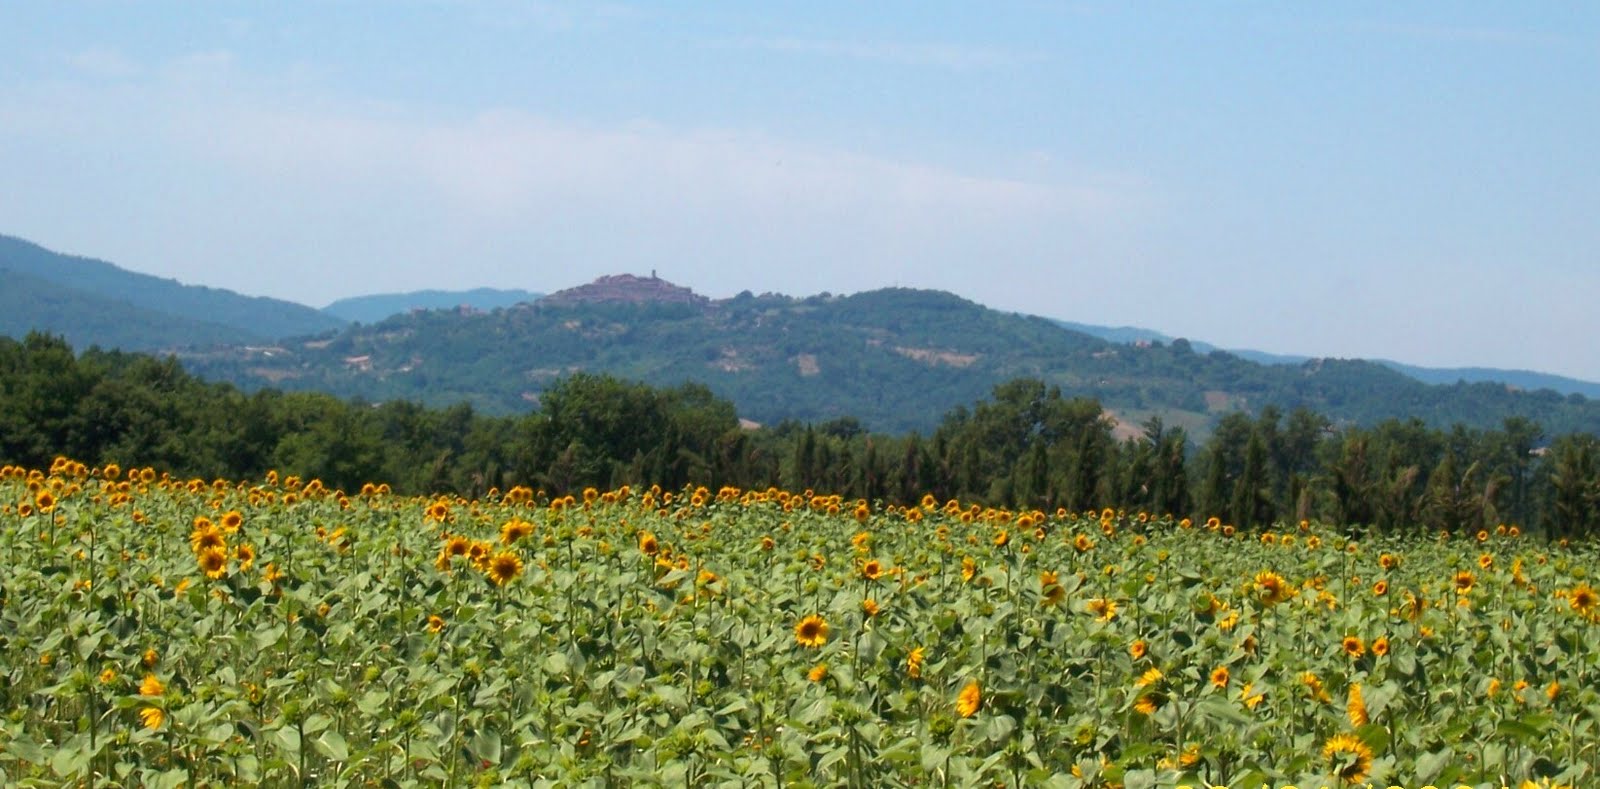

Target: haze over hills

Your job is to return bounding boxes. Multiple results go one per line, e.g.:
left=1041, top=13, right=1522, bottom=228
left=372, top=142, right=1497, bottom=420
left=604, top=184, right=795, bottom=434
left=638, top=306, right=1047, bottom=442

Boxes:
left=323, top=288, right=543, bottom=324
left=176, top=273, right=1600, bottom=437
left=0, top=234, right=347, bottom=349
left=1052, top=319, right=1600, bottom=400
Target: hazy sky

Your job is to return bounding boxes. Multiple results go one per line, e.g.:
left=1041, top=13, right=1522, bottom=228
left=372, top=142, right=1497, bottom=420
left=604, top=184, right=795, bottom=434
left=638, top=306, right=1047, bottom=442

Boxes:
left=2, top=3, right=1597, bottom=380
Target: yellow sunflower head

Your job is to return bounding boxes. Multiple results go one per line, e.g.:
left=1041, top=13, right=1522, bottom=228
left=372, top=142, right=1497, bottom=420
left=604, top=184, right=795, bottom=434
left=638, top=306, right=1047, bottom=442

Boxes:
left=794, top=614, right=829, bottom=648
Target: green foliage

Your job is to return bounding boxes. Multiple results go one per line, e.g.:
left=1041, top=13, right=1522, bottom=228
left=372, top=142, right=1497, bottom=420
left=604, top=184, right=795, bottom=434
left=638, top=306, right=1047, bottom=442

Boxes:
left=8, top=334, right=1600, bottom=538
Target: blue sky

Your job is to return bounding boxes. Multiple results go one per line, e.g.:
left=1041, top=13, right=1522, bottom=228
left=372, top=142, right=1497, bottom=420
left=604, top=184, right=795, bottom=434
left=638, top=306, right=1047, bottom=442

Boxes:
left=2, top=2, right=1597, bottom=380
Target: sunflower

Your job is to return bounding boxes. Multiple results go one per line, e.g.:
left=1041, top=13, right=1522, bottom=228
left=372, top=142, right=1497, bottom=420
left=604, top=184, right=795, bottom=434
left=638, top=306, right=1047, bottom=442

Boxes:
left=1372, top=579, right=1388, bottom=596
left=221, top=510, right=243, bottom=531
left=98, top=668, right=117, bottom=685
left=1347, top=682, right=1369, bottom=725
left=236, top=543, right=256, bottom=572
left=992, top=529, right=1009, bottom=547
left=1041, top=583, right=1067, bottom=607
left=1569, top=584, right=1599, bottom=618
left=1253, top=570, right=1292, bottom=605
left=486, top=551, right=524, bottom=586
left=140, top=674, right=165, bottom=697
left=861, top=559, right=883, bottom=581
left=500, top=519, right=533, bottom=545
left=1239, top=683, right=1264, bottom=710
left=760, top=535, right=775, bottom=551
left=638, top=532, right=660, bottom=556
left=35, top=489, right=56, bottom=512
left=795, top=614, right=829, bottom=648
left=1072, top=533, right=1094, bottom=553
left=1478, top=553, right=1494, bottom=570
left=1454, top=570, right=1475, bottom=594
left=1129, top=640, right=1148, bottom=660
left=443, top=535, right=470, bottom=557
left=425, top=501, right=450, bottom=522
left=1371, top=636, right=1390, bottom=657
left=197, top=547, right=228, bottom=579
left=956, top=680, right=981, bottom=718
left=1322, top=733, right=1373, bottom=784
left=960, top=557, right=977, bottom=583
left=427, top=614, right=446, bottom=633
left=1135, top=667, right=1163, bottom=688
left=1209, top=666, right=1230, bottom=689
left=467, top=541, right=490, bottom=569
left=190, top=527, right=226, bottom=555
left=1133, top=693, right=1162, bottom=716
left=862, top=598, right=880, bottom=617
left=1087, top=597, right=1117, bottom=622
left=906, top=646, right=925, bottom=679
left=139, top=707, right=165, bottom=730
left=1303, top=672, right=1331, bottom=703
left=1341, top=635, right=1365, bottom=658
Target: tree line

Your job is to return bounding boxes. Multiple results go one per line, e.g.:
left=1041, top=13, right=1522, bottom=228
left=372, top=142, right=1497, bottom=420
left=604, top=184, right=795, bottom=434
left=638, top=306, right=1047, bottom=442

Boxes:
left=4, top=333, right=1599, bottom=538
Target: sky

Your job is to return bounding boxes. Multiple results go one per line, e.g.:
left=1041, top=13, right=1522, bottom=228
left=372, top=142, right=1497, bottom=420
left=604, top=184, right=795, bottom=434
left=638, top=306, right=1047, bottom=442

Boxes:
left=2, top=2, right=1597, bottom=380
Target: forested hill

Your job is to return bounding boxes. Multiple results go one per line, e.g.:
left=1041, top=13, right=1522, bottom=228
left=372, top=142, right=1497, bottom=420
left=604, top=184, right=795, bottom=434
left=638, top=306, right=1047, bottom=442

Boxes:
left=179, top=276, right=1600, bottom=436
left=0, top=234, right=346, bottom=348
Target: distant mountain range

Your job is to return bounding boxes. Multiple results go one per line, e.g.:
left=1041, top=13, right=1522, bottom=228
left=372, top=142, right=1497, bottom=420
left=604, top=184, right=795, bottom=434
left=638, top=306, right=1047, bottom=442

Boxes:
left=323, top=288, right=542, bottom=324
left=0, top=234, right=345, bottom=350
left=175, top=274, right=1600, bottom=436
left=1051, top=320, right=1600, bottom=400
left=5, top=232, right=1599, bottom=436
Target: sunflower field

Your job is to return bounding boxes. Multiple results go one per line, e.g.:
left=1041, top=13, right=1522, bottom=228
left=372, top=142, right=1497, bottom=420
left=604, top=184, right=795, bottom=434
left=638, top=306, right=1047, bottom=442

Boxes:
left=2, top=458, right=1597, bottom=788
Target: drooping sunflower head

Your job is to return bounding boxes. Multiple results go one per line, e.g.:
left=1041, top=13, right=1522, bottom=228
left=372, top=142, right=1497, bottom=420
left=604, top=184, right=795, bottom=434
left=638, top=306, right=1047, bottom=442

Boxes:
left=1041, top=583, right=1067, bottom=607
left=139, top=674, right=165, bottom=697
left=906, top=646, right=926, bottom=679
left=956, top=680, right=981, bottom=718
left=794, top=614, right=829, bottom=648
left=1347, top=682, right=1369, bottom=726
left=1322, top=732, right=1373, bottom=784
left=1087, top=597, right=1118, bottom=622
left=139, top=706, right=165, bottom=730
